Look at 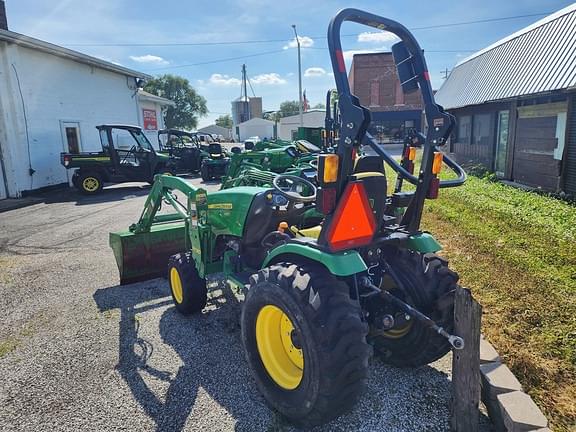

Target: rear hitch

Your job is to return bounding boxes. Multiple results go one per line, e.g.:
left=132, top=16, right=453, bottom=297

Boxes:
left=360, top=277, right=464, bottom=350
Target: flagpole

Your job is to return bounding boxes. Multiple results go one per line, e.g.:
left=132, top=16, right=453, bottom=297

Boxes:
left=292, top=24, right=304, bottom=128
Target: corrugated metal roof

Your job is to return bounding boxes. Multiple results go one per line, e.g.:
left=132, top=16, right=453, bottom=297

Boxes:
left=435, top=4, right=576, bottom=109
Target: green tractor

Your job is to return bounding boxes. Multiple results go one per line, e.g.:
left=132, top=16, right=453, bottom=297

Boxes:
left=220, top=140, right=320, bottom=189
left=199, top=142, right=230, bottom=182
left=61, top=124, right=176, bottom=194
left=109, top=9, right=467, bottom=427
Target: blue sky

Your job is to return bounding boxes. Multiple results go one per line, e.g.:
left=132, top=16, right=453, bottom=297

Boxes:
left=5, top=0, right=574, bottom=127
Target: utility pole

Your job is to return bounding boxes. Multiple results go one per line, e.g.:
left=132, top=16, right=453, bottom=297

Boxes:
left=440, top=67, right=451, bottom=79
left=241, top=64, right=251, bottom=121
left=291, top=24, right=303, bottom=128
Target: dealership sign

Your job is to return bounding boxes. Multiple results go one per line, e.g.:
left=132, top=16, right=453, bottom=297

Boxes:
left=143, top=109, right=158, bottom=130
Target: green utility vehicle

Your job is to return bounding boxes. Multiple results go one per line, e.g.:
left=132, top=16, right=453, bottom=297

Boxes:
left=157, top=129, right=205, bottom=173
left=61, top=125, right=175, bottom=194
left=109, top=9, right=468, bottom=427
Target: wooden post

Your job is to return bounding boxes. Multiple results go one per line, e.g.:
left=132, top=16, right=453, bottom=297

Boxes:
left=451, top=287, right=482, bottom=432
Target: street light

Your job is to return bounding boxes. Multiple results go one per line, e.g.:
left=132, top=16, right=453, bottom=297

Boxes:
left=291, top=24, right=303, bottom=128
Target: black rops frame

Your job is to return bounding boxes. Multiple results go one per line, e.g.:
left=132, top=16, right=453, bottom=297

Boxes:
left=326, top=8, right=466, bottom=232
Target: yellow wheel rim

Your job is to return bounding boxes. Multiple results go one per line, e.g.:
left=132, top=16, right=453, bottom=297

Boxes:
left=382, top=320, right=413, bottom=339
left=82, top=177, right=99, bottom=192
left=170, top=267, right=183, bottom=304
left=256, top=305, right=304, bottom=390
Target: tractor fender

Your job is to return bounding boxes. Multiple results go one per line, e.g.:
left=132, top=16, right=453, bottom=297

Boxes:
left=261, top=243, right=367, bottom=276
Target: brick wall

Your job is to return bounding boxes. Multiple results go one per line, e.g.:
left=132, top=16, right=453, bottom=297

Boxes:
left=349, top=53, right=422, bottom=112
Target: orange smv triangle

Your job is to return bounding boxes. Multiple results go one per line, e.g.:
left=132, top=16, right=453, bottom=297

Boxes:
left=326, top=181, right=377, bottom=251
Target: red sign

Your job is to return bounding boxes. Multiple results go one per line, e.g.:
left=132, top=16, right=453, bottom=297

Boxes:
left=143, top=109, right=158, bottom=130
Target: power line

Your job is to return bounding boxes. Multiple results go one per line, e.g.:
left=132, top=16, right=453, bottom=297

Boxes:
left=144, top=49, right=286, bottom=71
left=64, top=12, right=550, bottom=47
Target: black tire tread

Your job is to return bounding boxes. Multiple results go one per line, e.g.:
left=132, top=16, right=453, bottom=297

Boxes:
left=370, top=250, right=459, bottom=367
left=244, top=262, right=371, bottom=427
left=168, top=252, right=207, bottom=315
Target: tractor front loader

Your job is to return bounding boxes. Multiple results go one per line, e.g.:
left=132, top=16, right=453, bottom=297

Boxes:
left=110, top=8, right=467, bottom=427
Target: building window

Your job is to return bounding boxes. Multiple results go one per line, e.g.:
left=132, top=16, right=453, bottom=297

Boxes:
left=370, top=81, right=380, bottom=107
left=61, top=121, right=82, bottom=153
left=473, top=113, right=491, bottom=146
left=458, top=115, right=471, bottom=144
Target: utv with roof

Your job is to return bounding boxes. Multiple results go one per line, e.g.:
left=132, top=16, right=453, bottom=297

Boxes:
left=60, top=124, right=176, bottom=194
left=157, top=129, right=206, bottom=173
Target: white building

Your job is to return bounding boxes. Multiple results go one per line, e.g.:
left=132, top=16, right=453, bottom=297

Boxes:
left=0, top=11, right=172, bottom=198
left=198, top=124, right=233, bottom=140
left=278, top=110, right=325, bottom=140
left=237, top=118, right=275, bottom=142
left=137, top=90, right=175, bottom=147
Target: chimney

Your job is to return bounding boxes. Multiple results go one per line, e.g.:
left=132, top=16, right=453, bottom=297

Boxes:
left=0, top=1, right=7, bottom=31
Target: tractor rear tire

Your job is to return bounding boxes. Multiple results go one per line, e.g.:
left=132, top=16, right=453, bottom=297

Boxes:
left=167, top=253, right=207, bottom=315
left=369, top=251, right=458, bottom=367
left=241, top=262, right=371, bottom=428
left=77, top=172, right=103, bottom=195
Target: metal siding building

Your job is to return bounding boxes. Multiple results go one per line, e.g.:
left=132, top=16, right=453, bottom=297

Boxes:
left=435, top=4, right=576, bottom=194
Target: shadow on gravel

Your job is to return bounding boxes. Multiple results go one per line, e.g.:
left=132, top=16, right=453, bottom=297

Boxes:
left=93, top=279, right=265, bottom=432
left=94, top=280, right=493, bottom=432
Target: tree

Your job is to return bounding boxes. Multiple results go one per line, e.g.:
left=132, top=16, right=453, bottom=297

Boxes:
left=215, top=114, right=233, bottom=129
left=144, top=74, right=207, bottom=129
left=278, top=100, right=301, bottom=118
left=312, top=103, right=325, bottom=109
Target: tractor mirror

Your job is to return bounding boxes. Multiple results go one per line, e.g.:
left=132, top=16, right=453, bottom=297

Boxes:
left=244, top=141, right=255, bottom=150
left=392, top=41, right=419, bottom=94
left=231, top=146, right=242, bottom=154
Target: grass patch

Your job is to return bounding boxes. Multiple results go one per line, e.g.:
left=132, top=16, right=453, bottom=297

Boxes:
left=420, top=175, right=575, bottom=430
left=0, top=338, right=19, bottom=358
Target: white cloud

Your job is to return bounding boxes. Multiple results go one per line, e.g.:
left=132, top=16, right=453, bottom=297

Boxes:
left=304, top=67, right=326, bottom=77
left=283, top=36, right=314, bottom=50
left=209, top=74, right=242, bottom=86
left=129, top=54, right=169, bottom=65
left=96, top=55, right=123, bottom=66
left=251, top=73, right=287, bottom=85
left=357, top=31, right=399, bottom=44
left=208, top=73, right=286, bottom=86
left=342, top=47, right=390, bottom=61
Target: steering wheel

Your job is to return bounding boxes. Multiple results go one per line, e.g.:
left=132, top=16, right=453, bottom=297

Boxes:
left=273, top=174, right=317, bottom=203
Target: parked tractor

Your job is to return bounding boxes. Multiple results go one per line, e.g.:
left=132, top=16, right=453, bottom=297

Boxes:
left=200, top=142, right=230, bottom=181
left=61, top=124, right=176, bottom=194
left=109, top=9, right=467, bottom=427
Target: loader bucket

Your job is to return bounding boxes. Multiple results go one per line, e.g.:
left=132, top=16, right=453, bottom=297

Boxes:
left=109, top=221, right=186, bottom=285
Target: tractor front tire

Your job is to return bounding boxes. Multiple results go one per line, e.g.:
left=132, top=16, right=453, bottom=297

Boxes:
left=77, top=172, right=103, bottom=195
left=241, top=262, right=371, bottom=427
left=369, top=251, right=458, bottom=367
left=168, top=253, right=207, bottom=315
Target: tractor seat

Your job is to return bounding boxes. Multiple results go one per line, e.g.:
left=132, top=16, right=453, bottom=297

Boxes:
left=290, top=224, right=321, bottom=239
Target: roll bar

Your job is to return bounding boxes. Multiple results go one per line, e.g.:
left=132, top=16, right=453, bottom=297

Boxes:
left=326, top=8, right=466, bottom=230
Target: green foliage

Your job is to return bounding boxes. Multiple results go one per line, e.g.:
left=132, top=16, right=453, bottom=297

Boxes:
left=215, top=114, right=233, bottom=129
left=278, top=100, right=301, bottom=118
left=312, top=103, right=325, bottom=109
left=144, top=74, right=207, bottom=129
left=423, top=175, right=576, bottom=430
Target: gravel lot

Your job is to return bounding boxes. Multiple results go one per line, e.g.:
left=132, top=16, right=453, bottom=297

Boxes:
left=0, top=176, right=493, bottom=431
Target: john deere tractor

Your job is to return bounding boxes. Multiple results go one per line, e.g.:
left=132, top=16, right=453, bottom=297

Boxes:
left=109, top=8, right=466, bottom=427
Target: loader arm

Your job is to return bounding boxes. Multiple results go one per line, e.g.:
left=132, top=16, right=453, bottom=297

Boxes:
left=130, top=175, right=199, bottom=234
